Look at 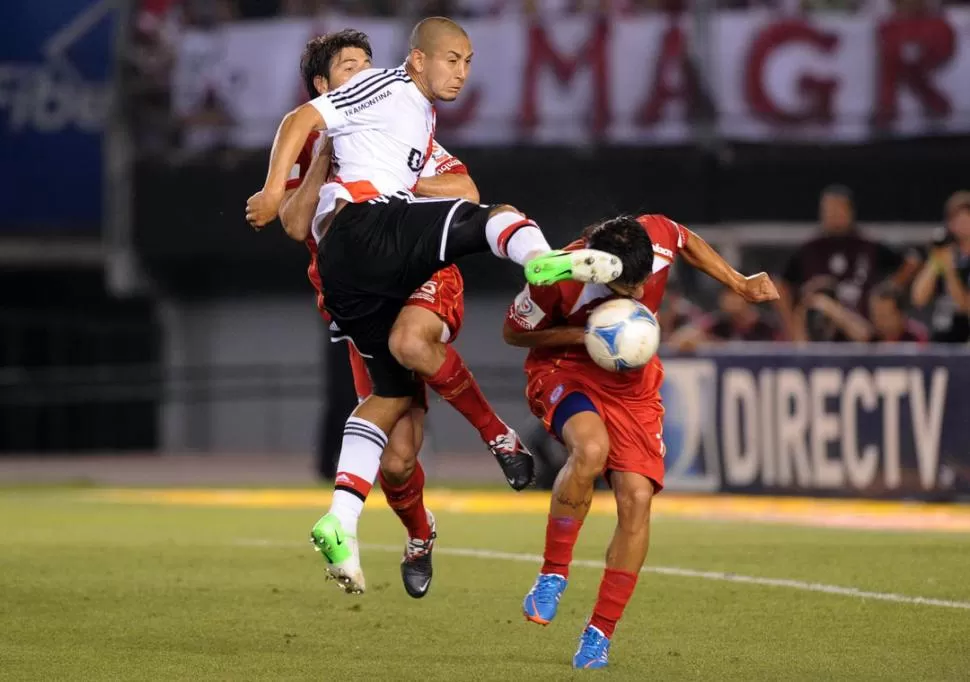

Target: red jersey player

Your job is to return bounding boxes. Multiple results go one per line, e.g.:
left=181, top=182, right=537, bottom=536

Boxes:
left=505, top=215, right=778, bottom=669
left=275, top=31, right=531, bottom=598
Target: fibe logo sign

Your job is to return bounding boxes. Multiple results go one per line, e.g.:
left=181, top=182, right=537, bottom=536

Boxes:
left=0, top=1, right=115, bottom=134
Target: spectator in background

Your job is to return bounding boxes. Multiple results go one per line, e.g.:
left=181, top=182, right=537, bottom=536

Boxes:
left=803, top=282, right=928, bottom=343
left=168, top=0, right=237, bottom=161
left=656, top=286, right=702, bottom=344
left=910, top=191, right=970, bottom=343
left=669, top=288, right=779, bottom=350
left=775, top=185, right=920, bottom=341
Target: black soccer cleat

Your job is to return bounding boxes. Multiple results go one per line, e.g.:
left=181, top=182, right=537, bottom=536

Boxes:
left=401, top=510, right=436, bottom=599
left=488, top=429, right=536, bottom=491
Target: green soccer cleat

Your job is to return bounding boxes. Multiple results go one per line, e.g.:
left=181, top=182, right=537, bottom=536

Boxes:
left=525, top=249, right=623, bottom=287
left=310, top=513, right=366, bottom=594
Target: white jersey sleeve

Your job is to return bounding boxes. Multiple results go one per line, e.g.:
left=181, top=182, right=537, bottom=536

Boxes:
left=309, top=66, right=411, bottom=135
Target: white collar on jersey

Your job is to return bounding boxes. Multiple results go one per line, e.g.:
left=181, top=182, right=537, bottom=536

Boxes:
left=568, top=283, right=613, bottom=316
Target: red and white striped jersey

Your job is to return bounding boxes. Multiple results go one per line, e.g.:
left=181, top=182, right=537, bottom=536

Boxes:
left=308, top=64, right=435, bottom=232
left=287, top=132, right=468, bottom=315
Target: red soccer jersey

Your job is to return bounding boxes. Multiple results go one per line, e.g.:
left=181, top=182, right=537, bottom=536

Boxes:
left=506, top=214, right=689, bottom=396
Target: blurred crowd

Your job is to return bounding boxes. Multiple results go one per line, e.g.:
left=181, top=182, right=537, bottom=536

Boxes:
left=135, top=0, right=959, bottom=27
left=657, top=187, right=970, bottom=350
left=126, top=1, right=970, bottom=351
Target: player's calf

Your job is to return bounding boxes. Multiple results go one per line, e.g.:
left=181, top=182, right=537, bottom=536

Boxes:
left=578, top=472, right=652, bottom=666
left=379, top=412, right=420, bottom=488
left=549, top=409, right=610, bottom=521
left=389, top=307, right=535, bottom=491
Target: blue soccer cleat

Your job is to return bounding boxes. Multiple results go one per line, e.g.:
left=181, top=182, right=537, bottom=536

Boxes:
left=523, top=573, right=567, bottom=625
left=573, top=623, right=611, bottom=669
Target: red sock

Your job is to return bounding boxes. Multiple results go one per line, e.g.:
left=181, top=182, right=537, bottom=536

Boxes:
left=590, top=569, right=639, bottom=639
left=541, top=515, right=582, bottom=579
left=424, top=346, right=506, bottom=444
left=378, top=460, right=431, bottom=541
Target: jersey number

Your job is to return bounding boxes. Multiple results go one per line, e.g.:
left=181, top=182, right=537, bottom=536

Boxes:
left=407, top=148, right=425, bottom=172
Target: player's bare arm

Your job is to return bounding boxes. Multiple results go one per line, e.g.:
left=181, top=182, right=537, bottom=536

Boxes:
left=279, top=139, right=333, bottom=241
left=414, top=173, right=480, bottom=203
left=246, top=103, right=326, bottom=228
left=680, top=228, right=780, bottom=303
left=503, top=322, right=585, bottom=349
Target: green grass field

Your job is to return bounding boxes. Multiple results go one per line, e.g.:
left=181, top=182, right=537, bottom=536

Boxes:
left=2, top=488, right=969, bottom=681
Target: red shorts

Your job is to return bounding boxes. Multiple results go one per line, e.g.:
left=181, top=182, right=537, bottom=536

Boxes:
left=344, top=265, right=464, bottom=407
left=403, top=264, right=464, bottom=343
left=526, top=369, right=666, bottom=491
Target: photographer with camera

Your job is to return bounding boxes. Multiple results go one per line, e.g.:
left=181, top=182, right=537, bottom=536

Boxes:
left=776, top=185, right=920, bottom=342
left=911, top=191, right=970, bottom=344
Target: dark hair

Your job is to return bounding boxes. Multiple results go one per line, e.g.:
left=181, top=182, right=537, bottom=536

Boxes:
left=300, top=30, right=372, bottom=98
left=871, top=281, right=905, bottom=310
left=582, top=215, right=654, bottom=287
left=821, top=184, right=854, bottom=204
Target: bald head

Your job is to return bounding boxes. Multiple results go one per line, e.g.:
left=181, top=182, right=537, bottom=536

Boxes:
left=409, top=17, right=468, bottom=53
left=406, top=17, right=473, bottom=103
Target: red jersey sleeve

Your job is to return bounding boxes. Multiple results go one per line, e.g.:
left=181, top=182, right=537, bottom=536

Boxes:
left=637, top=214, right=690, bottom=258
left=422, top=139, right=469, bottom=177
left=285, top=131, right=321, bottom=191
left=669, top=217, right=690, bottom=251
left=505, top=283, right=563, bottom=333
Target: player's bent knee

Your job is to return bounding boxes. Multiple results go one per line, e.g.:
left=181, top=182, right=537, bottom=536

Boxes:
left=570, top=439, right=609, bottom=479
left=616, top=483, right=653, bottom=526
left=380, top=449, right=416, bottom=486
left=388, top=323, right=433, bottom=370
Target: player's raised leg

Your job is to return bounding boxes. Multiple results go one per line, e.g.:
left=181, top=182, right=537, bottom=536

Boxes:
left=439, top=203, right=624, bottom=288
left=574, top=471, right=654, bottom=670
left=524, top=398, right=608, bottom=625
left=390, top=302, right=533, bottom=490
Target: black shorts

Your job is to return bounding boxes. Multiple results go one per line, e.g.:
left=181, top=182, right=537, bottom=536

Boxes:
left=319, top=192, right=491, bottom=398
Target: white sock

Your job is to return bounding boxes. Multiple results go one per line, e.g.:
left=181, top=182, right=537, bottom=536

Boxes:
left=507, top=226, right=551, bottom=265
left=484, top=212, right=551, bottom=264
left=330, top=416, right=387, bottom=536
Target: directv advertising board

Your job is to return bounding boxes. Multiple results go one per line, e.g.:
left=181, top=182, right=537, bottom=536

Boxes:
left=661, top=347, right=970, bottom=499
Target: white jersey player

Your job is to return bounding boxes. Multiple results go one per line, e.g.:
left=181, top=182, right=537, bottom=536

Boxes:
left=246, top=17, right=622, bottom=596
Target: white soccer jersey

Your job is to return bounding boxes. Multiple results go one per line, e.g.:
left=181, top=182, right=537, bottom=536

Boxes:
left=309, top=64, right=435, bottom=238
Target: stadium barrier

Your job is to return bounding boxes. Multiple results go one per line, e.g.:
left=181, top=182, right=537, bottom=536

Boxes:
left=660, top=344, right=970, bottom=500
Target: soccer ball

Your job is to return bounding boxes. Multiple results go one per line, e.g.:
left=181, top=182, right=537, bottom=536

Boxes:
left=584, top=299, right=661, bottom=372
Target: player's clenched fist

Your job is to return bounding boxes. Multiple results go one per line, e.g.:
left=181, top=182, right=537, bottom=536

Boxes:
left=246, top=187, right=284, bottom=229
left=739, top=272, right=779, bottom=303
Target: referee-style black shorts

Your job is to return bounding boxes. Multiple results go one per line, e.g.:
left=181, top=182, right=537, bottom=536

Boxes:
left=318, top=192, right=492, bottom=398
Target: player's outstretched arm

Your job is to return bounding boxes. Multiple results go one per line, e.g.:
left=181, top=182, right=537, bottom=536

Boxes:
left=246, top=104, right=326, bottom=229
left=502, top=321, right=584, bottom=348
left=414, top=173, right=480, bottom=203
left=681, top=229, right=780, bottom=303
left=279, top=139, right=333, bottom=242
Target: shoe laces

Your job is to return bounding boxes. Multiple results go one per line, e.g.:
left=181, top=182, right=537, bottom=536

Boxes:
left=533, top=574, right=566, bottom=604
left=405, top=530, right=435, bottom=560
left=489, top=430, right=518, bottom=455
left=579, top=626, right=608, bottom=655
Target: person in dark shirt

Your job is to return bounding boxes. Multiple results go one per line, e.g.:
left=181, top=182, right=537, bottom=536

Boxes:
left=671, top=289, right=779, bottom=349
left=911, top=191, right=970, bottom=344
left=804, top=282, right=928, bottom=344
left=776, top=185, right=920, bottom=341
